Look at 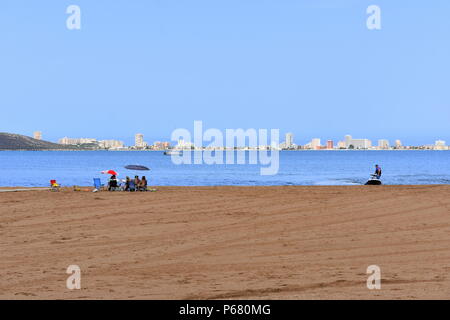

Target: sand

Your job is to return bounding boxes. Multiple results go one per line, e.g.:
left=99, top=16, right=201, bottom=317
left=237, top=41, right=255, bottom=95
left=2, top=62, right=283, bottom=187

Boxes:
left=0, top=185, right=449, bottom=300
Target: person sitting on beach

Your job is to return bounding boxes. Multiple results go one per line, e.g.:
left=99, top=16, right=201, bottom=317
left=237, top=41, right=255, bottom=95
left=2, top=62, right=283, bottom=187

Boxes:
left=374, top=164, right=382, bottom=179
left=108, top=175, right=118, bottom=191
left=139, top=176, right=148, bottom=191
left=134, top=176, right=141, bottom=189
left=124, top=176, right=131, bottom=191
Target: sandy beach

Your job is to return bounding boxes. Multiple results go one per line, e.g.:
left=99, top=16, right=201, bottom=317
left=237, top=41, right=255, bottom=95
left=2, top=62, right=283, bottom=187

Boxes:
left=1, top=185, right=449, bottom=299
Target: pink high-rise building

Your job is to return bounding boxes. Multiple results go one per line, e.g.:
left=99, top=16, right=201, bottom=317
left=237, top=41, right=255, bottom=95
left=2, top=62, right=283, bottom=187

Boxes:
left=327, top=140, right=333, bottom=149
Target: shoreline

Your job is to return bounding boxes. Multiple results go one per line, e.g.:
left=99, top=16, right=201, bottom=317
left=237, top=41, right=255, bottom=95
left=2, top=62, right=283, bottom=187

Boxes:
left=1, top=184, right=449, bottom=190
left=1, top=183, right=450, bottom=186
left=1, top=149, right=449, bottom=152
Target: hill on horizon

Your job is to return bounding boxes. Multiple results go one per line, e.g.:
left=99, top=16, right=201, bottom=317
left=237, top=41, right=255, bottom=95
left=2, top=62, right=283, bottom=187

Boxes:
left=0, top=132, right=75, bottom=150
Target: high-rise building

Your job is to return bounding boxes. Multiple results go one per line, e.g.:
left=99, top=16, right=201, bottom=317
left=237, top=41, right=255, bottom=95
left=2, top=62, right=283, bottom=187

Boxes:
left=344, top=135, right=372, bottom=149
left=33, top=131, right=42, bottom=140
left=135, top=133, right=145, bottom=148
left=435, top=140, right=447, bottom=150
left=285, top=133, right=294, bottom=148
left=337, top=141, right=346, bottom=149
left=326, top=140, right=333, bottom=149
left=311, top=138, right=321, bottom=150
left=344, top=135, right=352, bottom=147
left=378, top=139, right=390, bottom=149
left=99, top=140, right=124, bottom=149
left=395, top=140, right=402, bottom=148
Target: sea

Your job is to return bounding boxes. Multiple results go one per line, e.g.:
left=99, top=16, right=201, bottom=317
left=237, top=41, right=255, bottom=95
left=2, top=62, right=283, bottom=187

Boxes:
left=0, top=150, right=449, bottom=187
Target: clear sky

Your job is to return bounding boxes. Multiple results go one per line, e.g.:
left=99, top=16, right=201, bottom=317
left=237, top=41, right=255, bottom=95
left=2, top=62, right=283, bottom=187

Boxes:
left=1, top=0, right=449, bottom=146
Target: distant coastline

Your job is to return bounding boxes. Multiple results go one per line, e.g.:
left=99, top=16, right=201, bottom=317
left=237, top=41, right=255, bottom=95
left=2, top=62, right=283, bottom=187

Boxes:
left=1, top=149, right=448, bottom=152
left=1, top=132, right=448, bottom=151
left=0, top=132, right=85, bottom=151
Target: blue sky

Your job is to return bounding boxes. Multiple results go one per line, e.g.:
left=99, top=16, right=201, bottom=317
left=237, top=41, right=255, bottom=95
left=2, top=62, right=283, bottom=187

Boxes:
left=1, top=0, right=449, bottom=146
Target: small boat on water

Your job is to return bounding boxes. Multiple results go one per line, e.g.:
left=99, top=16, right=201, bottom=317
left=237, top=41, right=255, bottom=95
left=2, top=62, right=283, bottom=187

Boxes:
left=164, top=150, right=182, bottom=156
left=365, top=174, right=382, bottom=185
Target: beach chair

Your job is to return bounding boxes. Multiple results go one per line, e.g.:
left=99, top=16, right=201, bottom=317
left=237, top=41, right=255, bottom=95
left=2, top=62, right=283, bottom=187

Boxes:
left=93, top=178, right=104, bottom=191
left=50, top=179, right=60, bottom=191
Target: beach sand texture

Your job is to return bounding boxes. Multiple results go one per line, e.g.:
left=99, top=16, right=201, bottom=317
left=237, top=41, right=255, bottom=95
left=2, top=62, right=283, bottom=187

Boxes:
left=1, top=185, right=449, bottom=299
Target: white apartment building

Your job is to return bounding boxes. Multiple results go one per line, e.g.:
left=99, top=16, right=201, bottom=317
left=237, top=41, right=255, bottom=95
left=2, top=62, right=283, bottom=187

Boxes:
left=59, top=137, right=97, bottom=145
left=33, top=131, right=42, bottom=140
left=99, top=140, right=124, bottom=149
left=344, top=135, right=372, bottom=149
left=378, top=139, right=390, bottom=149
left=285, top=133, right=294, bottom=148
left=311, top=138, right=321, bottom=149
left=435, top=140, right=447, bottom=150
left=337, top=141, right=346, bottom=149
left=135, top=133, right=145, bottom=148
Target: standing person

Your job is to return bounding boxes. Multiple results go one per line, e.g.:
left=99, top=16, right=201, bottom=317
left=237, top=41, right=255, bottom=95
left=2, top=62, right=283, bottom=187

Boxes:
left=140, top=176, right=148, bottom=191
left=374, top=164, right=382, bottom=179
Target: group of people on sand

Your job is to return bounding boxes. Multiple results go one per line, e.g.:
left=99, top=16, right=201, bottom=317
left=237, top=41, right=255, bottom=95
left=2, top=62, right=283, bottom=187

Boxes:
left=106, top=165, right=383, bottom=191
left=108, top=175, right=148, bottom=191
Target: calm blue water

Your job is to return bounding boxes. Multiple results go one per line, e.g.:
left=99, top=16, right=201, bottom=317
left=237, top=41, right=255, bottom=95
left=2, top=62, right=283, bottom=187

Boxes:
left=0, top=151, right=449, bottom=187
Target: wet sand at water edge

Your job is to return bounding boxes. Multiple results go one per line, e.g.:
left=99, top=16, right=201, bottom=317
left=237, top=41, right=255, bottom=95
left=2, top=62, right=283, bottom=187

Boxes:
left=0, top=185, right=449, bottom=299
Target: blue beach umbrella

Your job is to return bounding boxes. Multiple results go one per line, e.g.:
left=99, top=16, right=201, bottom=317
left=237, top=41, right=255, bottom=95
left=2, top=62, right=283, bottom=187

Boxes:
left=124, top=165, right=150, bottom=171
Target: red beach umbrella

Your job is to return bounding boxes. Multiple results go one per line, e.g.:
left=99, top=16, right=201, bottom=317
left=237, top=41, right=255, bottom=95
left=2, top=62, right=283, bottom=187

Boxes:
left=101, top=170, right=118, bottom=176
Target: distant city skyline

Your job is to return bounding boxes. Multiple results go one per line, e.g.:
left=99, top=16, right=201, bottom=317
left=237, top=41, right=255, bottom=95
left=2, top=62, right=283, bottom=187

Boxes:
left=32, top=130, right=448, bottom=150
left=9, top=129, right=449, bottom=149
left=9, top=129, right=450, bottom=148
left=1, top=1, right=449, bottom=145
